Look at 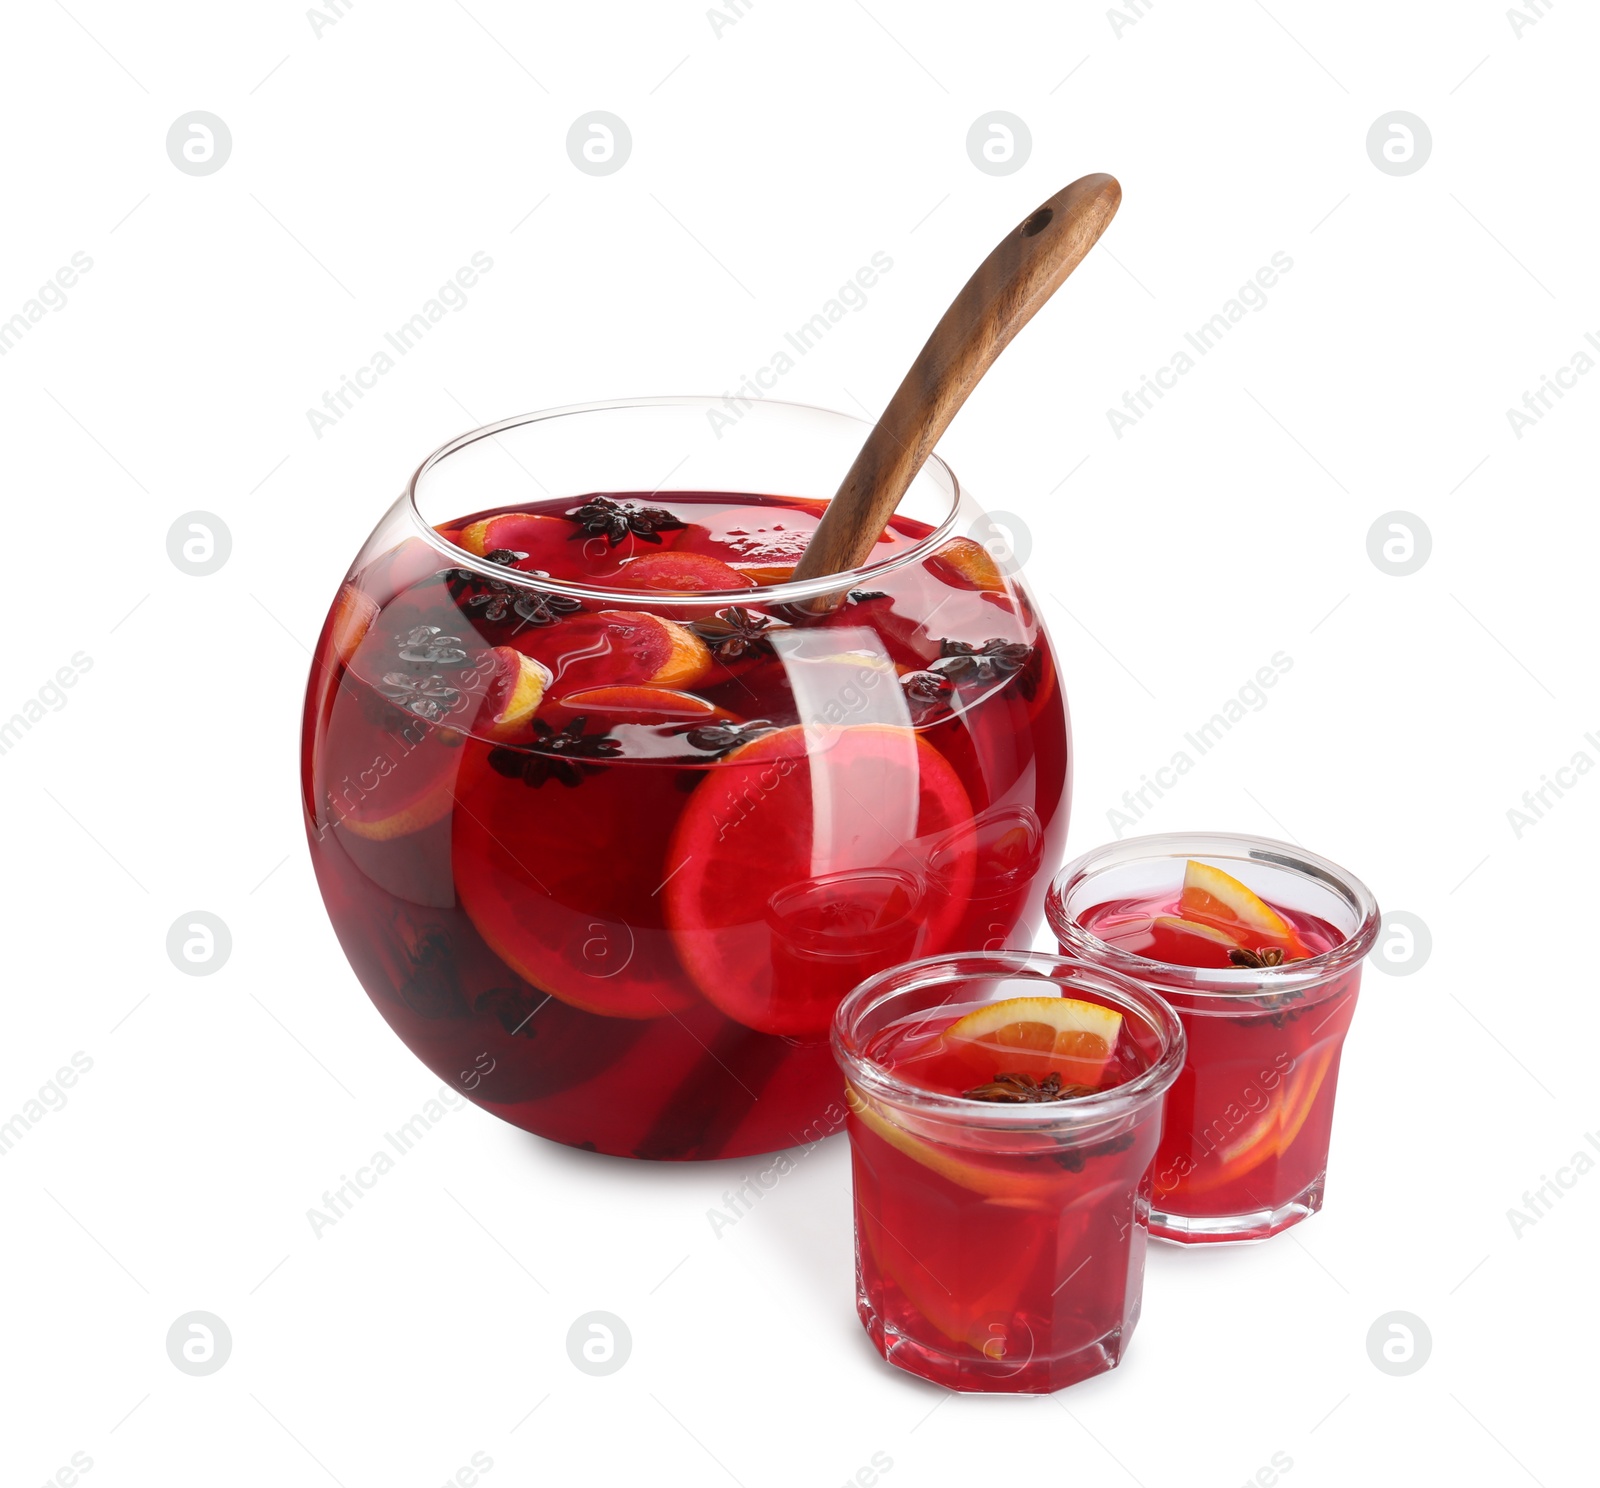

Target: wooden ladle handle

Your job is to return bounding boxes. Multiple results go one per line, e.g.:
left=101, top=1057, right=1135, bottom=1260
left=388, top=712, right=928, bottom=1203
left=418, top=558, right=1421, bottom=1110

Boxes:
left=790, top=172, right=1122, bottom=586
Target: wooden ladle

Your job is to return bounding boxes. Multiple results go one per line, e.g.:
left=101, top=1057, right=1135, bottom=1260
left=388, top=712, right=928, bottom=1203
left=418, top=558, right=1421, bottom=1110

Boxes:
left=790, top=173, right=1122, bottom=591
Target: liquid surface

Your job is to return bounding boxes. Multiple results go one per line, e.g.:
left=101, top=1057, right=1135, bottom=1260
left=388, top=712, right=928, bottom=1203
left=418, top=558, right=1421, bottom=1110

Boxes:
left=863, top=1000, right=1152, bottom=1100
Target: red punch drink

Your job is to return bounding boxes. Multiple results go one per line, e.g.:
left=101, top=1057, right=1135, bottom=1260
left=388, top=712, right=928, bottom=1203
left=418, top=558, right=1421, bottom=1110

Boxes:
left=301, top=402, right=1070, bottom=1161
left=833, top=952, right=1184, bottom=1392
left=1049, top=835, right=1379, bottom=1243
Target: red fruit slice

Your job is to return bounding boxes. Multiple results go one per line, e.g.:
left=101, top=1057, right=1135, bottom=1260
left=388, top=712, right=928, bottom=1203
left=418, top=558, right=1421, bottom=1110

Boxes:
left=519, top=610, right=710, bottom=694
left=552, top=685, right=731, bottom=725
left=324, top=693, right=463, bottom=842
left=665, top=725, right=977, bottom=1036
left=476, top=647, right=551, bottom=739
left=452, top=747, right=702, bottom=1019
left=614, top=551, right=755, bottom=593
left=458, top=512, right=573, bottom=565
left=328, top=584, right=380, bottom=663
left=1097, top=915, right=1244, bottom=970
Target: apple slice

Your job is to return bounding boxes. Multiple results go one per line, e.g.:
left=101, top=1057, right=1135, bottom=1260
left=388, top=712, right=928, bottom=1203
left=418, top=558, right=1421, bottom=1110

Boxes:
left=929, top=536, right=1006, bottom=593
left=1180, top=860, right=1310, bottom=957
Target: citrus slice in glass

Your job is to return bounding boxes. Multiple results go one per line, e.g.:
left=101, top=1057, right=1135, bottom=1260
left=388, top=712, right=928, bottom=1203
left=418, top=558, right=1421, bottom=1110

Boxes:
left=1180, top=860, right=1310, bottom=957
left=942, top=995, right=1123, bottom=1089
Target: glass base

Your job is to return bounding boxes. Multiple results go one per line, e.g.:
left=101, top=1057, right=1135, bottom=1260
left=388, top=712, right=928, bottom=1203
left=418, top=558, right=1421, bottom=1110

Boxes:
left=1150, top=1171, right=1324, bottom=1245
left=857, top=1295, right=1132, bottom=1394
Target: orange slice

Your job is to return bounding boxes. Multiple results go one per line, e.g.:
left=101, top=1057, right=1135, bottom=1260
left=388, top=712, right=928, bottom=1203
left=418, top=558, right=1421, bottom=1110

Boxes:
left=480, top=647, right=551, bottom=739
left=945, top=995, right=1123, bottom=1087
left=1180, top=860, right=1310, bottom=957
left=553, top=685, right=731, bottom=725
left=928, top=536, right=1006, bottom=593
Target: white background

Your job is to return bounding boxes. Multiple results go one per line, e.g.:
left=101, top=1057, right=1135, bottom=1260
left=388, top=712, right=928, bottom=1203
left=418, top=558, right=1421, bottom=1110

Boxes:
left=2, top=1, right=1595, bottom=1484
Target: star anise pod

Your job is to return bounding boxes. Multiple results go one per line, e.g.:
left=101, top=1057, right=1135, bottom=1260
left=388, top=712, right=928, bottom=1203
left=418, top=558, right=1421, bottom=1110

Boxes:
left=689, top=605, right=784, bottom=661
left=396, top=624, right=468, bottom=666
left=475, top=986, right=545, bottom=1038
left=683, top=719, right=778, bottom=756
left=847, top=589, right=888, bottom=604
left=931, top=637, right=1033, bottom=684
left=963, top=1071, right=1098, bottom=1104
left=900, top=669, right=956, bottom=724
left=378, top=671, right=461, bottom=721
left=441, top=555, right=583, bottom=630
left=487, top=717, right=622, bottom=787
left=396, top=925, right=468, bottom=1019
left=565, top=494, right=687, bottom=547
left=1229, top=945, right=1292, bottom=969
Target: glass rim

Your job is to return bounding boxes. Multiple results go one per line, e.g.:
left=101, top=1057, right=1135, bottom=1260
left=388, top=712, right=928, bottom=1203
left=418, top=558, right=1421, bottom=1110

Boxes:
left=401, top=395, right=966, bottom=606
left=831, top=949, right=1187, bottom=1128
left=1046, top=831, right=1381, bottom=996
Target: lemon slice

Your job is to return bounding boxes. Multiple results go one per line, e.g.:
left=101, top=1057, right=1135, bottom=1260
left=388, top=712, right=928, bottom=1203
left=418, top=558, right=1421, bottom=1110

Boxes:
left=1180, top=860, right=1309, bottom=956
left=946, top=995, right=1123, bottom=1087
